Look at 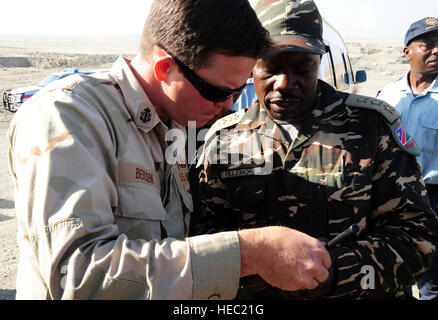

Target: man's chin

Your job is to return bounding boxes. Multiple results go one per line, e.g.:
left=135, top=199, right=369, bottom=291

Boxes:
left=263, top=103, right=299, bottom=121
left=269, top=109, right=299, bottom=122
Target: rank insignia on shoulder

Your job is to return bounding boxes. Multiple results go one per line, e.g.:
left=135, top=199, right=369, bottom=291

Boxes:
left=211, top=109, right=245, bottom=131
left=345, top=94, right=400, bottom=124
left=346, top=94, right=419, bottom=156
left=389, top=120, right=420, bottom=156
left=204, top=109, right=246, bottom=142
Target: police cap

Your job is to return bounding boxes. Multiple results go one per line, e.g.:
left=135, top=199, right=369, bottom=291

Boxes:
left=404, top=17, right=438, bottom=46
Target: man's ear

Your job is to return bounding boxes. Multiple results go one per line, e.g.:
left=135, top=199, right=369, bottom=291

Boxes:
left=403, top=46, right=411, bottom=61
left=153, top=56, right=174, bottom=82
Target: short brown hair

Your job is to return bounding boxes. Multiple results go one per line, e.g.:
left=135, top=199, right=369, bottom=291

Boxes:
left=140, top=0, right=272, bottom=69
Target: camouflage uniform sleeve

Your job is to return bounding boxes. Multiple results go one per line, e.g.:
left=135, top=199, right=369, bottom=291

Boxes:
left=328, top=116, right=438, bottom=299
left=8, top=87, right=240, bottom=300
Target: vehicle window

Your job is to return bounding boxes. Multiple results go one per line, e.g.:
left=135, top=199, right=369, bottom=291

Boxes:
left=330, top=45, right=349, bottom=91
left=38, top=74, right=60, bottom=87
left=59, top=74, right=73, bottom=80
left=319, top=47, right=335, bottom=88
left=341, top=53, right=353, bottom=85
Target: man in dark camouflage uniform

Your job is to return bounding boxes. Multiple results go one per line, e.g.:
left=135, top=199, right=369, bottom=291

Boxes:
left=190, top=0, right=438, bottom=299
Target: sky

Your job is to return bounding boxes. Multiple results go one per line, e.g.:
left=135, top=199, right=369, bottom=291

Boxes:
left=1, top=0, right=438, bottom=43
left=314, top=0, right=438, bottom=41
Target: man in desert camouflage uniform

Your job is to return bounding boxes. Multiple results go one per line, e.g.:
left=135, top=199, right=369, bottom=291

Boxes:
left=8, top=0, right=335, bottom=300
left=192, top=0, right=438, bottom=299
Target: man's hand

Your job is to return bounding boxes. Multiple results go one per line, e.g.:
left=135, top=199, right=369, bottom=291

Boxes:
left=277, top=249, right=336, bottom=299
left=238, top=226, right=331, bottom=292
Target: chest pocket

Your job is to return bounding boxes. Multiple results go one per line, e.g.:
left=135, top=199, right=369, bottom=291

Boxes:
left=117, top=184, right=167, bottom=219
left=281, top=170, right=328, bottom=238
left=325, top=160, right=372, bottom=236
left=419, top=114, right=438, bottom=157
left=115, top=163, right=167, bottom=240
left=115, top=183, right=168, bottom=240
left=220, top=166, right=286, bottom=228
left=223, top=174, right=267, bottom=209
left=284, top=154, right=372, bottom=239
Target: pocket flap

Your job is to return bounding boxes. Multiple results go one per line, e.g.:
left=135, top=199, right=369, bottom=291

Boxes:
left=116, top=183, right=167, bottom=220
left=420, top=115, right=438, bottom=130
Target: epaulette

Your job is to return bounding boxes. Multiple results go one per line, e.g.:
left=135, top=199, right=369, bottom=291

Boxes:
left=204, top=109, right=246, bottom=142
left=196, top=109, right=246, bottom=168
left=345, top=94, right=420, bottom=156
left=345, top=94, right=400, bottom=123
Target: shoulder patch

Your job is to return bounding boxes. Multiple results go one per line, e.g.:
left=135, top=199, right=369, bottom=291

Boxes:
left=346, top=94, right=420, bottom=156
left=345, top=94, right=400, bottom=123
left=388, top=119, right=421, bottom=156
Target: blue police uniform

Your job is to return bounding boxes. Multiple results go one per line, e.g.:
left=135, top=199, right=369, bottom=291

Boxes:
left=378, top=15, right=438, bottom=300
left=378, top=73, right=438, bottom=301
left=377, top=73, right=438, bottom=187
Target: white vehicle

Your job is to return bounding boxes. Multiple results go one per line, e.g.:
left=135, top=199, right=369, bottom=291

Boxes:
left=2, top=69, right=105, bottom=113
left=320, top=19, right=367, bottom=92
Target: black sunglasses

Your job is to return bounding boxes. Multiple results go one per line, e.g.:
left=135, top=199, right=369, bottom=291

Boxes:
left=158, top=43, right=246, bottom=102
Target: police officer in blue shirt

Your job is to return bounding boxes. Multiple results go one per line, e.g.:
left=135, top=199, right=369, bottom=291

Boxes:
left=378, top=17, right=438, bottom=300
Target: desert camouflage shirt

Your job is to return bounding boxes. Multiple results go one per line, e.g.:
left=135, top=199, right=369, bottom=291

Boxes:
left=192, top=80, right=438, bottom=299
left=8, top=57, right=240, bottom=300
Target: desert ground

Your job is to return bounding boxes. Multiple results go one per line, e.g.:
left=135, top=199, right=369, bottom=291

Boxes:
left=0, top=36, right=416, bottom=300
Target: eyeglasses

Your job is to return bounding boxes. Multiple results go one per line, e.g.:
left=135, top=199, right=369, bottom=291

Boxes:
left=158, top=43, right=246, bottom=102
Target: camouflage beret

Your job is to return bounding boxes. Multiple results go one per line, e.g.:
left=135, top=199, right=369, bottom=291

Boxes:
left=255, top=0, right=326, bottom=55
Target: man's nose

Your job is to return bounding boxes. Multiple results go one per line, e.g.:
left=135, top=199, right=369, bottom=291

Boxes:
left=273, top=73, right=297, bottom=91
